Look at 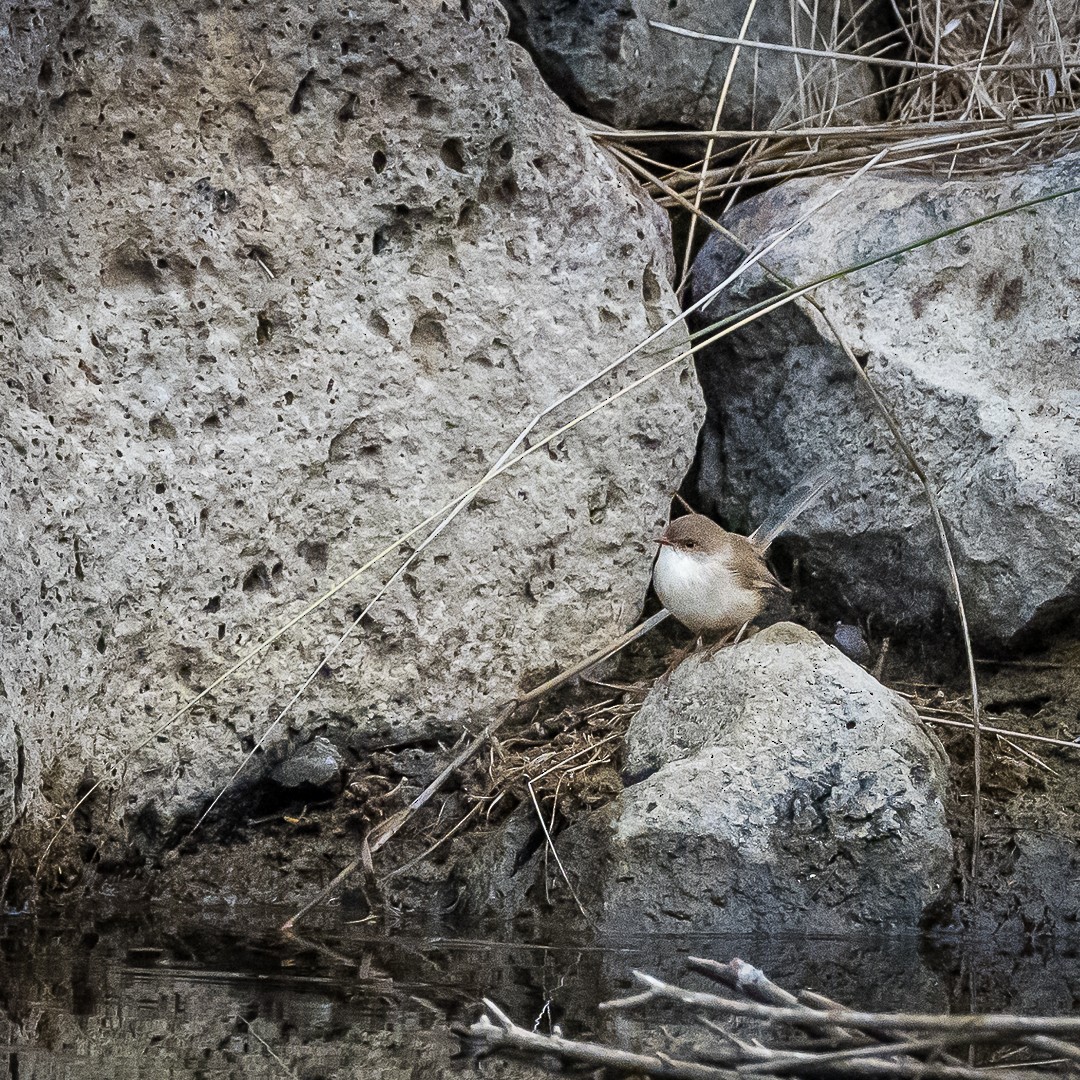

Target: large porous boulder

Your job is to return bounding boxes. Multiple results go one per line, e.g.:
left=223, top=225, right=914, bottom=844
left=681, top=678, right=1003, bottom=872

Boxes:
left=503, top=0, right=885, bottom=130
left=0, top=0, right=699, bottom=872
left=553, top=623, right=952, bottom=933
left=687, top=154, right=1080, bottom=648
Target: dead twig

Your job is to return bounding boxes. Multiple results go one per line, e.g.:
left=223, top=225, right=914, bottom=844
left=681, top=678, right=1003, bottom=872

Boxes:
left=467, top=959, right=1077, bottom=1079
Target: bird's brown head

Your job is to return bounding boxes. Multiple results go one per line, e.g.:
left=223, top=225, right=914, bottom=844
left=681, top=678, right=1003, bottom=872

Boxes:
left=656, top=514, right=728, bottom=557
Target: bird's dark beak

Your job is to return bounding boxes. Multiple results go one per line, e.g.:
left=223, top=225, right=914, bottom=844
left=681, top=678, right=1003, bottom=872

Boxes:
left=654, top=536, right=672, bottom=547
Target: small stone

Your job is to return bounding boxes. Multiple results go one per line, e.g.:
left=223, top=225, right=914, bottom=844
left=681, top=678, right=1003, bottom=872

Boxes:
left=833, top=621, right=872, bottom=665
left=271, top=738, right=346, bottom=796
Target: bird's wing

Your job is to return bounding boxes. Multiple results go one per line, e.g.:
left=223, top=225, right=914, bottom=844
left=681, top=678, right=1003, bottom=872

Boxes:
left=728, top=537, right=786, bottom=592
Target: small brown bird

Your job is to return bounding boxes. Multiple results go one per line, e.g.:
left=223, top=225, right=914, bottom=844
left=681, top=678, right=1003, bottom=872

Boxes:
left=652, top=470, right=831, bottom=635
left=653, top=515, right=780, bottom=634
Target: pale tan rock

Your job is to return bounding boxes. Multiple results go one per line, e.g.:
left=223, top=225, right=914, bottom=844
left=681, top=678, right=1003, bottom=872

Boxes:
left=0, top=0, right=700, bottom=858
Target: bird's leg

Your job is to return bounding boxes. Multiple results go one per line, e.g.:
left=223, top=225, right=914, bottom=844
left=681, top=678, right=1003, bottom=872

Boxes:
left=656, top=637, right=699, bottom=684
left=700, top=621, right=751, bottom=659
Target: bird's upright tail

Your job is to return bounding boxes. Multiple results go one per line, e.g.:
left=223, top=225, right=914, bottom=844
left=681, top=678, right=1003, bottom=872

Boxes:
left=748, top=467, right=832, bottom=551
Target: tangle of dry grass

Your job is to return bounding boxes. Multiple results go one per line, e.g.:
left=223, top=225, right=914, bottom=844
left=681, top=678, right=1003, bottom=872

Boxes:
left=597, top=0, right=1080, bottom=211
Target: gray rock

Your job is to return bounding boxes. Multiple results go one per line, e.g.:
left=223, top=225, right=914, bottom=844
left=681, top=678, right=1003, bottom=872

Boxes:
left=504, top=0, right=884, bottom=130
left=0, top=0, right=699, bottom=862
left=271, top=737, right=345, bottom=794
left=561, top=623, right=952, bottom=933
left=688, top=154, right=1080, bottom=647
left=0, top=707, right=19, bottom=839
left=0, top=0, right=83, bottom=112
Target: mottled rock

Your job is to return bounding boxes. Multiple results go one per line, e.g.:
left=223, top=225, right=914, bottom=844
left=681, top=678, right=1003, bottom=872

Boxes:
left=504, top=0, right=884, bottom=130
left=560, top=623, right=952, bottom=933
left=688, top=154, right=1080, bottom=647
left=0, top=0, right=699, bottom=865
left=0, top=0, right=83, bottom=111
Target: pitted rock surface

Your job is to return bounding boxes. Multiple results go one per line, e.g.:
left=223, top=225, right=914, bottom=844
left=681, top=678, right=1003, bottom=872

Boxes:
left=0, top=0, right=699, bottom=860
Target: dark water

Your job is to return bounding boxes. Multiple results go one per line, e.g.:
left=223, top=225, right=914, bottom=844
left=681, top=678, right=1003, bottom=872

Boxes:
left=1, top=909, right=1078, bottom=1078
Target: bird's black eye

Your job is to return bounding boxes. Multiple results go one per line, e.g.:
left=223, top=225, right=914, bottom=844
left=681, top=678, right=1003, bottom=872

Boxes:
left=684, top=539, right=696, bottom=549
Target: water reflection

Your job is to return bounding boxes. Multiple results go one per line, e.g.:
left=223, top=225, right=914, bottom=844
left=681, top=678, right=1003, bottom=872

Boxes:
left=0, top=912, right=1075, bottom=1077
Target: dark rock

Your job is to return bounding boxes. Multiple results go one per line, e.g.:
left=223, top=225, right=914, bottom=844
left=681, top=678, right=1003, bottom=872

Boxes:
left=504, top=0, right=885, bottom=131
left=687, top=153, right=1080, bottom=648
left=271, top=738, right=346, bottom=795
left=833, top=622, right=872, bottom=665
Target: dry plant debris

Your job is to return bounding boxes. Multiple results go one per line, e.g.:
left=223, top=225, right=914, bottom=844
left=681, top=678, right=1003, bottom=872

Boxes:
left=462, top=696, right=641, bottom=828
left=461, top=957, right=1080, bottom=1078
left=595, top=0, right=1080, bottom=210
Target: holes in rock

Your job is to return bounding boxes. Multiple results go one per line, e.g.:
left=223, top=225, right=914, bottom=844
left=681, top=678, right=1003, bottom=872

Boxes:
left=247, top=245, right=275, bottom=277
left=121, top=130, right=136, bottom=144
left=38, top=59, right=53, bottom=85
left=461, top=0, right=472, bottom=16
left=193, top=175, right=237, bottom=212
left=242, top=563, right=273, bottom=592
left=498, top=140, right=513, bottom=161
left=289, top=68, right=315, bottom=115
left=498, top=176, right=519, bottom=202
left=73, top=536, right=85, bottom=581
left=149, top=414, right=177, bottom=439
left=154, top=481, right=166, bottom=494
left=232, top=130, right=276, bottom=168
left=96, top=632, right=106, bottom=655
left=104, top=240, right=160, bottom=287
left=218, top=623, right=226, bottom=640
left=202, top=412, right=220, bottom=429
left=337, top=92, right=358, bottom=122
left=410, top=316, right=447, bottom=352
left=642, top=266, right=660, bottom=304
left=297, top=539, right=328, bottom=571
left=411, top=93, right=435, bottom=118
left=256, top=310, right=273, bottom=345
left=372, top=149, right=387, bottom=172
left=372, top=228, right=389, bottom=255
left=204, top=595, right=221, bottom=613
left=440, top=138, right=465, bottom=171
